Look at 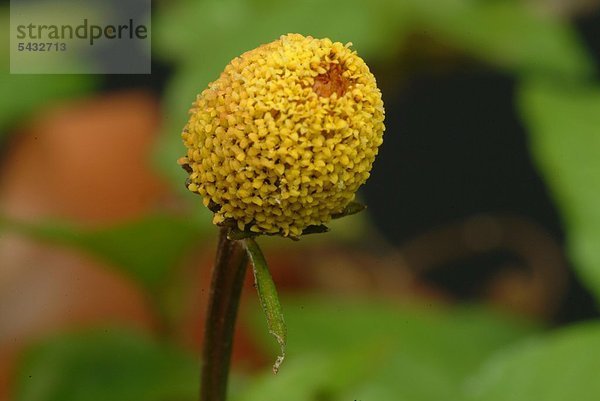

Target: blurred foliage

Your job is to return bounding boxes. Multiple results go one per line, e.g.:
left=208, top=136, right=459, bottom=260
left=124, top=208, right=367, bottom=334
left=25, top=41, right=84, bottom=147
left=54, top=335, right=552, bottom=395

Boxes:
left=154, top=0, right=592, bottom=76
left=519, top=81, right=600, bottom=304
left=467, top=322, right=600, bottom=401
left=0, top=214, right=206, bottom=292
left=0, top=6, right=95, bottom=138
left=14, top=328, right=198, bottom=401
left=405, top=0, right=592, bottom=79
left=14, top=298, right=538, bottom=401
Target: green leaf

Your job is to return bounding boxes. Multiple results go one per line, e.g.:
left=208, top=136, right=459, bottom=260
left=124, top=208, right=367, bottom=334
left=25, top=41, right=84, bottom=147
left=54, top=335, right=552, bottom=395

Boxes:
left=244, top=238, right=286, bottom=373
left=0, top=214, right=206, bottom=291
left=466, top=322, right=600, bottom=401
left=241, top=297, right=538, bottom=401
left=154, top=0, right=407, bottom=66
left=519, top=81, right=600, bottom=303
left=14, top=328, right=198, bottom=401
left=405, top=0, right=593, bottom=80
left=154, top=0, right=591, bottom=83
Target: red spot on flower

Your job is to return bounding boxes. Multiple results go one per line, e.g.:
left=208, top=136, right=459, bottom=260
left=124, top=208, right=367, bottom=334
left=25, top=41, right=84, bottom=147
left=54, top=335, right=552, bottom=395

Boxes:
left=312, top=63, right=350, bottom=97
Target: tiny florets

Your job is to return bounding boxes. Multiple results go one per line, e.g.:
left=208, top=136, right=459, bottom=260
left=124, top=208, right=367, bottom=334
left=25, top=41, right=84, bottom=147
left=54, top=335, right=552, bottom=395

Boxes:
left=180, top=33, right=385, bottom=237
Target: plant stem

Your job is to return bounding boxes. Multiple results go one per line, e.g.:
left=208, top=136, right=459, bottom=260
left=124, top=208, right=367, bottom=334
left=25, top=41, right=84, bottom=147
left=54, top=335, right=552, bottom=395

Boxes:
left=200, top=227, right=248, bottom=401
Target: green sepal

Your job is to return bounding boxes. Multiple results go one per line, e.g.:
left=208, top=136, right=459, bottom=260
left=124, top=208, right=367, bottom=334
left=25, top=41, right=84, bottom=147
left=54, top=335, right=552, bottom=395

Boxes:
left=331, top=201, right=366, bottom=219
left=301, top=224, right=330, bottom=235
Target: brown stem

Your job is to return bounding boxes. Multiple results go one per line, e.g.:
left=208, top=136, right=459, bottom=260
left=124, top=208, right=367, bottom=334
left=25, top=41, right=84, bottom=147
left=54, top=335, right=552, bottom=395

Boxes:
left=200, top=227, right=248, bottom=401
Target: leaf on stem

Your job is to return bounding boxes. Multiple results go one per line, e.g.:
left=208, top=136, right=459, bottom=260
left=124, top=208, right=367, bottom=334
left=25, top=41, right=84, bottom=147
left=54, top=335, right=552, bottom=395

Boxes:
left=243, top=237, right=286, bottom=374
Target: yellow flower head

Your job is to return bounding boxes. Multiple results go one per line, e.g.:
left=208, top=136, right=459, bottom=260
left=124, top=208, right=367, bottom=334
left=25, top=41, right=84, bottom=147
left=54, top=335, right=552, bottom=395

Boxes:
left=180, top=33, right=385, bottom=237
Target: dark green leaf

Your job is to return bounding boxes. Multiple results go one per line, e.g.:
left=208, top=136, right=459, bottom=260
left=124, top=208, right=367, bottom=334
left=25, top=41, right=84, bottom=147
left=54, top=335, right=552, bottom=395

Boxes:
left=14, top=328, right=198, bottom=401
